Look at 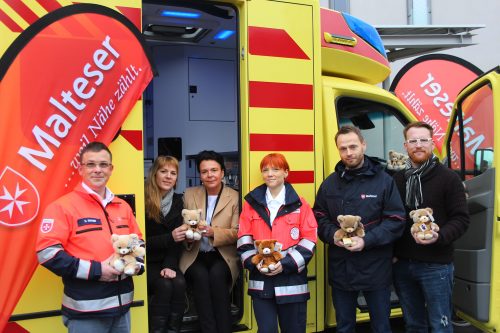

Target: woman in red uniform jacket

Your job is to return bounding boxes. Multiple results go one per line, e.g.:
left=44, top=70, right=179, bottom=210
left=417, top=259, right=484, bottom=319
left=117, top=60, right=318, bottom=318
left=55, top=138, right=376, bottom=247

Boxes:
left=237, top=153, right=317, bottom=333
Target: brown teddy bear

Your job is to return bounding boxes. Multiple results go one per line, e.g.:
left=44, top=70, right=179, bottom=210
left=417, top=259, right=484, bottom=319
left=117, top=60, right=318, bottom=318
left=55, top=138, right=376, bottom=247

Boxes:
left=410, top=207, right=440, bottom=240
left=387, top=150, right=408, bottom=171
left=251, top=239, right=283, bottom=273
left=182, top=208, right=206, bottom=241
left=109, top=233, right=145, bottom=276
left=334, top=215, right=365, bottom=247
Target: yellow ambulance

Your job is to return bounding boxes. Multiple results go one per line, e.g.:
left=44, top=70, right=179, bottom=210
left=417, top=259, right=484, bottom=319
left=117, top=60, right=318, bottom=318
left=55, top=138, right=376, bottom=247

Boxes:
left=3, top=0, right=495, bottom=332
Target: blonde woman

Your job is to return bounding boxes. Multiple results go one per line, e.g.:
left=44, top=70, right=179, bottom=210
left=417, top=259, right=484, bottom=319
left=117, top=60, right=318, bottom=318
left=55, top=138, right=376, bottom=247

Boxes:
left=145, top=156, right=186, bottom=333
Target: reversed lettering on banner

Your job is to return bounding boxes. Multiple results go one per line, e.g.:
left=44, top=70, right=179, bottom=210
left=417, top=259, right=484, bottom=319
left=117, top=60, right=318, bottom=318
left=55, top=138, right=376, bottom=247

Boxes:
left=391, top=56, right=483, bottom=156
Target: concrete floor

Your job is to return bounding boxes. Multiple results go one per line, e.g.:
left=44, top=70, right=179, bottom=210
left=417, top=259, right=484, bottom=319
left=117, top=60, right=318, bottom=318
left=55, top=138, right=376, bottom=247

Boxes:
left=352, top=317, right=485, bottom=332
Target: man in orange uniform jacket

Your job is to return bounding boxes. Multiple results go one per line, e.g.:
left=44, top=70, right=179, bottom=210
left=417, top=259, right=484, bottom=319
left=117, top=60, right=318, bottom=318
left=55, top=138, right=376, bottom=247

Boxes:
left=36, top=142, right=144, bottom=333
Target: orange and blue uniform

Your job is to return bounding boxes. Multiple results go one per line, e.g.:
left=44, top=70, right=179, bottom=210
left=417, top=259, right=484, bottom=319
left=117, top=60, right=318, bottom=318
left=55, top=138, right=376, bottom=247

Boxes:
left=237, top=183, right=317, bottom=304
left=36, top=183, right=144, bottom=319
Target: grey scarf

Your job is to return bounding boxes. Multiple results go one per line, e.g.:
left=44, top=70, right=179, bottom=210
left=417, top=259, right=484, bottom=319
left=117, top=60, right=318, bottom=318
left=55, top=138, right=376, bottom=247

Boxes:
left=404, top=154, right=439, bottom=209
left=160, top=190, right=174, bottom=217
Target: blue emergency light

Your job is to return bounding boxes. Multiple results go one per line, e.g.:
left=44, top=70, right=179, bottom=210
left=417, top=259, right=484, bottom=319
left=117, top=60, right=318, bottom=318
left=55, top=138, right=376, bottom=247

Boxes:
left=214, top=30, right=235, bottom=40
left=342, top=13, right=387, bottom=58
left=161, top=10, right=200, bottom=19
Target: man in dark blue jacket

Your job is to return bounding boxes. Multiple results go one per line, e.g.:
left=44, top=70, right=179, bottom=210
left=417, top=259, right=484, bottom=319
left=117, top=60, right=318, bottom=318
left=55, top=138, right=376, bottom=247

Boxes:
left=314, top=125, right=405, bottom=333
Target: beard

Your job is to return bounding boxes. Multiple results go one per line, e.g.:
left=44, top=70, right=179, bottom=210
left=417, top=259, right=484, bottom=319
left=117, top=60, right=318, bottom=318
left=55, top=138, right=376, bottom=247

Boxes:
left=342, top=155, right=364, bottom=169
left=408, top=149, right=433, bottom=165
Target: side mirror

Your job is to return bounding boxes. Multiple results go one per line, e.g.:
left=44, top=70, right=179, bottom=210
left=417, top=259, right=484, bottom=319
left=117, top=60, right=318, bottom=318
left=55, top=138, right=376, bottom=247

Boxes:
left=474, top=148, right=493, bottom=175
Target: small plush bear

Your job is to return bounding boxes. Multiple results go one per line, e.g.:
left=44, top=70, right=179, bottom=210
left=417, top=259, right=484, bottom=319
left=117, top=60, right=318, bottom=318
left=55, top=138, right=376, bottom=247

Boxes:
left=410, top=207, right=440, bottom=240
left=110, top=233, right=145, bottom=276
left=387, top=150, right=408, bottom=171
left=182, top=208, right=206, bottom=241
left=251, top=239, right=283, bottom=273
left=334, top=215, right=365, bottom=247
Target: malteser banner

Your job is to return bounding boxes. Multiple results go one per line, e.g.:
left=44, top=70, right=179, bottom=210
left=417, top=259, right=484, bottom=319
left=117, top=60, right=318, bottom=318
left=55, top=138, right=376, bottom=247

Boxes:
left=0, top=4, right=153, bottom=330
left=390, top=54, right=483, bottom=155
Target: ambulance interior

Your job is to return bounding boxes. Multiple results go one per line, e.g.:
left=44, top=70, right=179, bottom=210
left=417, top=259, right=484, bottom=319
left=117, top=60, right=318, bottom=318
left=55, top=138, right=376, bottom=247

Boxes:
left=142, top=0, right=242, bottom=330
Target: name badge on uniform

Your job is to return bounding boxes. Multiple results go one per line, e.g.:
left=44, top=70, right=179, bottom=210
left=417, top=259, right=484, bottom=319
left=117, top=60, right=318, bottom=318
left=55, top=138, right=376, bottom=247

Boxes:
left=290, top=227, right=300, bottom=240
left=77, top=218, right=102, bottom=227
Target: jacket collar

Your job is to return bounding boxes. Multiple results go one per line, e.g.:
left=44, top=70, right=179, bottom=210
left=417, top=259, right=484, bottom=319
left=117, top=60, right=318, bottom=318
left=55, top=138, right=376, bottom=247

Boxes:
left=190, top=185, right=232, bottom=220
left=245, top=183, right=301, bottom=211
left=335, top=155, right=382, bottom=181
left=74, top=182, right=120, bottom=207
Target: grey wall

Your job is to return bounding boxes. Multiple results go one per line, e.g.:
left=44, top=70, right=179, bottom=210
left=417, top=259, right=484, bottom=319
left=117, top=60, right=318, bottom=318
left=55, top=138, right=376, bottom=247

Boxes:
left=149, top=45, right=237, bottom=191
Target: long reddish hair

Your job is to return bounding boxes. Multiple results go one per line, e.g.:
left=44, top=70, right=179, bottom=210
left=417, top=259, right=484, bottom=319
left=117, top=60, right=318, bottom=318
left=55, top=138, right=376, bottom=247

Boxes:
left=260, top=153, right=290, bottom=172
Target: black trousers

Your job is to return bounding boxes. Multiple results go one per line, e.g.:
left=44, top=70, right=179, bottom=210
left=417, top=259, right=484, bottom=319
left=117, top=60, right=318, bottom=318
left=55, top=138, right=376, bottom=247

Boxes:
left=148, top=265, right=187, bottom=317
left=185, top=251, right=232, bottom=333
left=253, top=297, right=307, bottom=333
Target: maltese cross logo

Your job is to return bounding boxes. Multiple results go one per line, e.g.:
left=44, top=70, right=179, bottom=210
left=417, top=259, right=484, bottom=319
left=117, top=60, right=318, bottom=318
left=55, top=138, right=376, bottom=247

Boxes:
left=0, top=183, right=29, bottom=217
left=0, top=167, right=40, bottom=227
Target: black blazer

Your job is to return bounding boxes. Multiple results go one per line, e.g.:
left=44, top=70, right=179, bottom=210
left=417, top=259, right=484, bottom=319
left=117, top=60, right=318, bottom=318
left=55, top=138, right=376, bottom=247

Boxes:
left=145, top=193, right=184, bottom=271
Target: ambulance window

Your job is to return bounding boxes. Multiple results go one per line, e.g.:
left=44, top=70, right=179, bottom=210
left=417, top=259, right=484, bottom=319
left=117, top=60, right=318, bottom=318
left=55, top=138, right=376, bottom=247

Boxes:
left=448, top=83, right=494, bottom=180
left=336, top=97, right=407, bottom=166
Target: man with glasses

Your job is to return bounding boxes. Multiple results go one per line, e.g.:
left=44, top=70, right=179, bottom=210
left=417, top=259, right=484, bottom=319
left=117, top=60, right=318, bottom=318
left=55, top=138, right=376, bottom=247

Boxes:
left=36, top=141, right=144, bottom=333
left=393, top=121, right=470, bottom=332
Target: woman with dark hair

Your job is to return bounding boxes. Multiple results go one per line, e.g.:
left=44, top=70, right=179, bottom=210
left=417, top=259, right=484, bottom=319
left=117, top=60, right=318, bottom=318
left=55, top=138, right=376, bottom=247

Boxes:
left=145, top=156, right=187, bottom=333
left=237, top=153, right=317, bottom=333
left=180, top=150, right=239, bottom=333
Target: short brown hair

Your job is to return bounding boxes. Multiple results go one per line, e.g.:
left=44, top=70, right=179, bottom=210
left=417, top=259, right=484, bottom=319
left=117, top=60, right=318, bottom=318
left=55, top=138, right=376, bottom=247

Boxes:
left=80, top=142, right=112, bottom=163
left=335, top=125, right=364, bottom=146
left=403, top=121, right=433, bottom=139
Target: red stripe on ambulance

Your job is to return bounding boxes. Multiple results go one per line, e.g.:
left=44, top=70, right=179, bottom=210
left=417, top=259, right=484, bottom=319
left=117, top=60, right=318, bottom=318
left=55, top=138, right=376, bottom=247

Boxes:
left=36, top=0, right=62, bottom=12
left=116, top=6, right=141, bottom=30
left=121, top=130, right=143, bottom=151
left=249, top=26, right=309, bottom=60
left=287, top=171, right=314, bottom=184
left=0, top=8, right=23, bottom=32
left=250, top=134, right=313, bottom=151
left=5, top=0, right=38, bottom=24
left=249, top=81, right=313, bottom=109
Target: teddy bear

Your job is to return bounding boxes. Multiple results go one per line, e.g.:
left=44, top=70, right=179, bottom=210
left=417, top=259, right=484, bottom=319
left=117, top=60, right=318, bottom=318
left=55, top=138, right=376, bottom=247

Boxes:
left=410, top=207, right=440, bottom=240
left=251, top=239, right=283, bottom=273
left=334, top=215, right=365, bottom=247
left=109, top=233, right=145, bottom=276
left=387, top=150, right=408, bottom=171
left=182, top=208, right=206, bottom=241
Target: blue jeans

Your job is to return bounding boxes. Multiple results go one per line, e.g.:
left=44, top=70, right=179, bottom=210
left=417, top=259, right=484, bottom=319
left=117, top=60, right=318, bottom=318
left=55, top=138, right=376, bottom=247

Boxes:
left=62, top=311, right=130, bottom=333
left=393, top=260, right=454, bottom=333
left=332, top=287, right=392, bottom=333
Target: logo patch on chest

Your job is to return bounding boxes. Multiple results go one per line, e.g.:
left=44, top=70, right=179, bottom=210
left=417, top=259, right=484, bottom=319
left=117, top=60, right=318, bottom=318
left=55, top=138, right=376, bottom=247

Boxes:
left=290, top=227, right=300, bottom=240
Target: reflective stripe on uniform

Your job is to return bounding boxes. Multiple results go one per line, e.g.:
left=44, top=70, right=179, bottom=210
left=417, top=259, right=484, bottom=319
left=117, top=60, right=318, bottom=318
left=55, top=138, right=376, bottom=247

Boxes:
left=37, top=245, right=63, bottom=264
left=297, top=238, right=315, bottom=252
left=62, top=291, right=134, bottom=312
left=275, top=284, right=308, bottom=296
left=237, top=235, right=254, bottom=248
left=241, top=249, right=257, bottom=263
left=76, top=259, right=91, bottom=279
left=289, top=249, right=306, bottom=272
left=248, top=280, right=264, bottom=291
